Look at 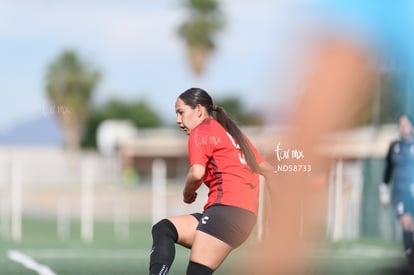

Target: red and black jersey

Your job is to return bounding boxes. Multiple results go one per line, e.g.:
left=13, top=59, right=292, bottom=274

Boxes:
left=188, top=118, right=264, bottom=215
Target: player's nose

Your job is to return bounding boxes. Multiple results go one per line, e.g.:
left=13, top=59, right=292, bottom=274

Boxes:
left=176, top=115, right=182, bottom=126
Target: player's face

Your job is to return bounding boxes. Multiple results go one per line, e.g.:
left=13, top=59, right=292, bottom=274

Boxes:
left=399, top=116, right=413, bottom=141
left=175, top=98, right=201, bottom=135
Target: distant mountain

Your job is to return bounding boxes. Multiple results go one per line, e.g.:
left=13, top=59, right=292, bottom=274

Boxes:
left=0, top=114, right=63, bottom=146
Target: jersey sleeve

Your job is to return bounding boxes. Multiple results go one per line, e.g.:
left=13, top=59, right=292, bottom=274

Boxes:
left=383, top=141, right=395, bottom=185
left=188, top=127, right=213, bottom=167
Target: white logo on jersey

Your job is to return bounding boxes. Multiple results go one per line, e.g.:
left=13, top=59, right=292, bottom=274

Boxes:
left=201, top=216, right=209, bottom=224
left=225, top=132, right=247, bottom=165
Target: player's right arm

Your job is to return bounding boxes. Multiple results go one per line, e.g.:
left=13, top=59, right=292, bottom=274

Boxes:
left=380, top=142, right=395, bottom=205
left=183, top=164, right=205, bottom=204
left=383, top=142, right=395, bottom=185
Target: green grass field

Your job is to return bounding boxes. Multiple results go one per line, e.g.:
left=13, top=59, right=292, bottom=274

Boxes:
left=0, top=218, right=409, bottom=275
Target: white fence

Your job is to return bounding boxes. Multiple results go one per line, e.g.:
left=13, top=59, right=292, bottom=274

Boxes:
left=0, top=145, right=396, bottom=243
left=327, top=159, right=364, bottom=241
left=0, top=146, right=207, bottom=242
left=0, top=147, right=119, bottom=188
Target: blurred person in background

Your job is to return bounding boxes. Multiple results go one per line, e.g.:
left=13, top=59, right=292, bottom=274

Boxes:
left=381, top=114, right=414, bottom=269
left=241, top=1, right=414, bottom=275
left=148, top=88, right=273, bottom=275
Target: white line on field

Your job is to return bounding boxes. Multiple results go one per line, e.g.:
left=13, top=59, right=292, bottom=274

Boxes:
left=7, top=250, right=57, bottom=275
left=9, top=248, right=148, bottom=259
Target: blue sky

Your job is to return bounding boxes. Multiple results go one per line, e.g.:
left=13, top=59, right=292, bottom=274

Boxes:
left=0, top=0, right=286, bottom=132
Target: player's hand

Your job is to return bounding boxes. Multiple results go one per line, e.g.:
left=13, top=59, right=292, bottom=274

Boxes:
left=379, top=183, right=390, bottom=205
left=183, top=192, right=197, bottom=204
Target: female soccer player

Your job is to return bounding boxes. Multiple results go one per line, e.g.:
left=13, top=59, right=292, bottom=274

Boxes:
left=381, top=114, right=414, bottom=268
left=148, top=87, right=273, bottom=275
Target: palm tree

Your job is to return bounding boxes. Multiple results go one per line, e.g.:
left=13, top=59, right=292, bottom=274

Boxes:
left=45, top=50, right=100, bottom=151
left=178, top=0, right=225, bottom=76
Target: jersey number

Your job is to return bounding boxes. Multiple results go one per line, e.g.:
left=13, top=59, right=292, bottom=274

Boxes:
left=226, top=132, right=247, bottom=165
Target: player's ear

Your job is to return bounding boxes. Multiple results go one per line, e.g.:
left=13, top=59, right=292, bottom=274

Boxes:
left=195, top=104, right=203, bottom=117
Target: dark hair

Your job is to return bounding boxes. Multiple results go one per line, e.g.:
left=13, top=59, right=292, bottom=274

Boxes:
left=178, top=87, right=261, bottom=173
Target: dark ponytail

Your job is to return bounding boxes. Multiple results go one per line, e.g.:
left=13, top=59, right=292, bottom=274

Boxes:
left=178, top=87, right=261, bottom=173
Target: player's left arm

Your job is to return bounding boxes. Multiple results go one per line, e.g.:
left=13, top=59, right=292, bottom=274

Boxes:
left=259, top=161, right=274, bottom=179
left=245, top=136, right=274, bottom=179
left=183, top=164, right=205, bottom=204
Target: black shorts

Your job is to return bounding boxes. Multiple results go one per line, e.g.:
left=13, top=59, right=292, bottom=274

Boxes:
left=191, top=204, right=256, bottom=248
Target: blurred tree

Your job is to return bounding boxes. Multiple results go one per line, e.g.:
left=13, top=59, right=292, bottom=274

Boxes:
left=178, top=0, right=225, bottom=76
left=82, top=98, right=162, bottom=148
left=378, top=74, right=407, bottom=123
left=45, top=50, right=100, bottom=151
left=216, top=96, right=264, bottom=126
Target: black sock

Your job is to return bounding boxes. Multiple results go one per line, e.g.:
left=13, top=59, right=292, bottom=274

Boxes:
left=186, top=261, right=214, bottom=275
left=149, top=263, right=169, bottom=275
left=149, top=219, right=178, bottom=275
